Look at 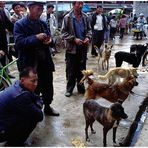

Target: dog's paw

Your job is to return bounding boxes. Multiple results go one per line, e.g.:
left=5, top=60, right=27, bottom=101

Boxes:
left=91, top=130, right=96, bottom=134
left=113, top=142, right=119, bottom=147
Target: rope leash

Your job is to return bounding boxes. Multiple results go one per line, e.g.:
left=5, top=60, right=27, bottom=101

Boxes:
left=131, top=92, right=146, bottom=97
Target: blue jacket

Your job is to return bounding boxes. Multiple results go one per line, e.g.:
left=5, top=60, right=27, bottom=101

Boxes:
left=14, top=16, right=55, bottom=71
left=0, top=81, right=43, bottom=131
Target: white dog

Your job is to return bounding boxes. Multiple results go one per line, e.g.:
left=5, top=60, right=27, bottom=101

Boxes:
left=98, top=67, right=138, bottom=85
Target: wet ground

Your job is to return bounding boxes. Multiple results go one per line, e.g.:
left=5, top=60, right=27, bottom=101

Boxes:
left=0, top=33, right=148, bottom=147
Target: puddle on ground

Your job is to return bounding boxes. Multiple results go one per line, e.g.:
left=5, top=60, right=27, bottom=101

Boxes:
left=119, top=119, right=132, bottom=128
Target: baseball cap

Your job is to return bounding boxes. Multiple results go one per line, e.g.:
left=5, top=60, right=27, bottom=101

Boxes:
left=27, top=1, right=45, bottom=7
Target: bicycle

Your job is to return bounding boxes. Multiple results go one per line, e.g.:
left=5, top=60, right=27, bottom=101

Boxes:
left=0, top=58, right=18, bottom=91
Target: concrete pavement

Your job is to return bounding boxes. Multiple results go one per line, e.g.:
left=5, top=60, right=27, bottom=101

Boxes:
left=0, top=33, right=148, bottom=147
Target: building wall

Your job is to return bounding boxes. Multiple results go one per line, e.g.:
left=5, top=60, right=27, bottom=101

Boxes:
left=133, top=1, right=148, bottom=17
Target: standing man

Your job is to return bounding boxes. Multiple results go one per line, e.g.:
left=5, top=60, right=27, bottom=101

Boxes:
left=46, top=4, right=57, bottom=38
left=118, top=14, right=127, bottom=40
left=91, top=5, right=107, bottom=56
left=14, top=2, right=59, bottom=116
left=46, top=4, right=58, bottom=55
left=61, top=1, right=91, bottom=97
left=0, top=67, right=43, bottom=146
left=0, top=1, right=11, bottom=19
left=0, top=5, right=13, bottom=66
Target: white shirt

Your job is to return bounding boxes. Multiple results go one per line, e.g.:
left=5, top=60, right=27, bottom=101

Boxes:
left=94, top=14, right=103, bottom=31
left=110, top=19, right=117, bottom=28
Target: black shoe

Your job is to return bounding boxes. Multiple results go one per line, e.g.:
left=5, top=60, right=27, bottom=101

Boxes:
left=44, top=106, right=60, bottom=116
left=92, top=53, right=98, bottom=57
left=78, top=89, right=85, bottom=94
left=65, top=92, right=72, bottom=97
left=0, top=130, right=6, bottom=143
left=5, top=141, right=26, bottom=146
left=8, top=74, right=15, bottom=79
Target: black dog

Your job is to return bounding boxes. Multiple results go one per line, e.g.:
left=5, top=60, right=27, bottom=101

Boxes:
left=83, top=99, right=128, bottom=147
left=115, top=44, right=147, bottom=67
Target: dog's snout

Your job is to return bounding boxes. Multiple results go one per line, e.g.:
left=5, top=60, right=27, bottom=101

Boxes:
left=122, top=113, right=128, bottom=119
left=135, top=81, right=139, bottom=86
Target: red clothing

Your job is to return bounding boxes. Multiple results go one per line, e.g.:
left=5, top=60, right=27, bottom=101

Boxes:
left=118, top=17, right=127, bottom=28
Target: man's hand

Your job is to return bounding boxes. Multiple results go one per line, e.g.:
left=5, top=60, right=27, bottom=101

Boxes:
left=36, top=33, right=47, bottom=41
left=43, top=37, right=52, bottom=45
left=0, top=50, right=5, bottom=56
left=75, top=38, right=83, bottom=45
left=83, top=37, right=90, bottom=45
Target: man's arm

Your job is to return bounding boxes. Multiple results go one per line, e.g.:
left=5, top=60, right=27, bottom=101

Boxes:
left=15, top=92, right=43, bottom=122
left=14, top=21, right=45, bottom=50
left=3, top=10, right=14, bottom=33
left=61, top=16, right=75, bottom=42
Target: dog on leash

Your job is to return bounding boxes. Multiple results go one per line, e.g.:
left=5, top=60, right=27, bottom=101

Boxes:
left=98, top=67, right=138, bottom=85
left=83, top=99, right=128, bottom=146
left=115, top=43, right=147, bottom=67
left=94, top=44, right=113, bottom=70
left=80, top=70, right=138, bottom=102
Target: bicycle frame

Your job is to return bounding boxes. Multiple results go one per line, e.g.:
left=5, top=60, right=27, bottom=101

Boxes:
left=0, top=58, right=18, bottom=85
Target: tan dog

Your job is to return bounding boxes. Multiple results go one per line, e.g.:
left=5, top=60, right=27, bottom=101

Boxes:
left=98, top=67, right=138, bottom=85
left=101, top=44, right=113, bottom=70
left=80, top=70, right=94, bottom=85
left=96, top=44, right=113, bottom=70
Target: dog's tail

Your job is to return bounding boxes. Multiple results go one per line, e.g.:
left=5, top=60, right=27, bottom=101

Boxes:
left=79, top=70, right=94, bottom=85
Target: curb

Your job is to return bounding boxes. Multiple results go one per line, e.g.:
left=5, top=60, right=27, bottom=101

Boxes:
left=135, top=114, right=148, bottom=146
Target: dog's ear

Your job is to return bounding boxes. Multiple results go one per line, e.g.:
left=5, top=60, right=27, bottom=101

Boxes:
left=117, top=99, right=123, bottom=104
left=110, top=45, right=113, bottom=49
left=130, top=67, right=138, bottom=71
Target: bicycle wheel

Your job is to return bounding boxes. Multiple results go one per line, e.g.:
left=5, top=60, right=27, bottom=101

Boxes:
left=142, top=51, right=148, bottom=66
left=0, top=76, right=9, bottom=91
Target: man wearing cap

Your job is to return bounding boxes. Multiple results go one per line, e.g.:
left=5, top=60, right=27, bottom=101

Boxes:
left=91, top=5, right=107, bottom=56
left=137, top=13, right=147, bottom=38
left=14, top=1, right=59, bottom=116
left=137, top=13, right=147, bottom=24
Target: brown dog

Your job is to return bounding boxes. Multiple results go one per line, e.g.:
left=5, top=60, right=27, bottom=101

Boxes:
left=101, top=44, right=113, bottom=70
left=80, top=70, right=138, bottom=103
left=83, top=99, right=128, bottom=146
left=85, top=76, right=138, bottom=102
left=95, top=44, right=113, bottom=71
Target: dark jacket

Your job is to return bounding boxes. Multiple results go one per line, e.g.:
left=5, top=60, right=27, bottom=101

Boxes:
left=14, top=16, right=55, bottom=71
left=0, top=81, right=43, bottom=131
left=61, top=10, right=92, bottom=54
left=0, top=9, right=13, bottom=54
left=91, top=12, right=107, bottom=32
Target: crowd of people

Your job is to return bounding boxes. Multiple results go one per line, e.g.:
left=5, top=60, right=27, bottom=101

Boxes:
left=0, top=1, right=147, bottom=146
left=0, top=1, right=59, bottom=146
